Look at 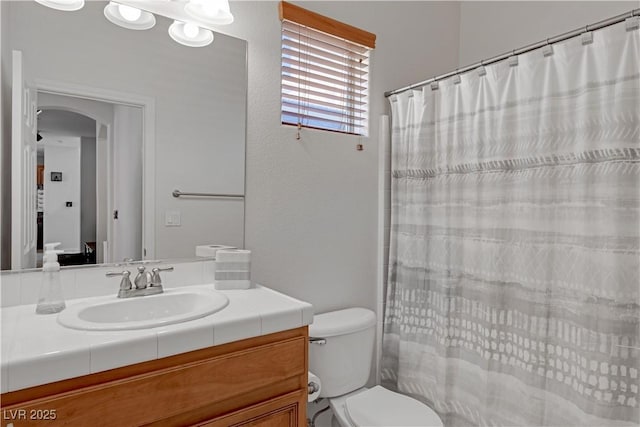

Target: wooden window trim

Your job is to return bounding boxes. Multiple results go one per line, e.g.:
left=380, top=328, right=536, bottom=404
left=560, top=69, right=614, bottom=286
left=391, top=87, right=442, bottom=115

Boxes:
left=279, top=1, right=376, bottom=49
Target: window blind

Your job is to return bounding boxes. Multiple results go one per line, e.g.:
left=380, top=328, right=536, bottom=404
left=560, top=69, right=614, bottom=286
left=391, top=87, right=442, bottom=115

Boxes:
left=279, top=2, right=375, bottom=136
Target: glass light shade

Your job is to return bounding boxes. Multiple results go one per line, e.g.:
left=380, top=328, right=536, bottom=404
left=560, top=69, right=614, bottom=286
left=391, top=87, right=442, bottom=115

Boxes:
left=118, top=4, right=141, bottom=22
left=183, top=23, right=200, bottom=39
left=104, top=2, right=156, bottom=30
left=184, top=0, right=234, bottom=26
left=168, top=21, right=214, bottom=47
left=34, top=0, right=85, bottom=12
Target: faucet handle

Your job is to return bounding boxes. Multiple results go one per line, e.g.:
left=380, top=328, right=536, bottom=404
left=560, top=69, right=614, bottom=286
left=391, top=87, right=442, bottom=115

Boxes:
left=106, top=270, right=132, bottom=293
left=134, top=266, right=150, bottom=290
left=150, top=266, right=173, bottom=287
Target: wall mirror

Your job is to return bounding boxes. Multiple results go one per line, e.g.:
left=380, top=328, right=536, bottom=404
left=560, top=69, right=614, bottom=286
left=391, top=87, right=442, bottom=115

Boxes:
left=1, top=0, right=247, bottom=271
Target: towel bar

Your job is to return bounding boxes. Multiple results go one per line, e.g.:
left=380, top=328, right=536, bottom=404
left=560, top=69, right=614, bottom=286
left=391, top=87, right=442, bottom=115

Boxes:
left=172, top=190, right=244, bottom=199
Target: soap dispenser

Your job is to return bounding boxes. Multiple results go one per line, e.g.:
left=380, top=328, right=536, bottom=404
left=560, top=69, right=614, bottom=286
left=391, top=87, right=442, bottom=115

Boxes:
left=36, top=242, right=66, bottom=314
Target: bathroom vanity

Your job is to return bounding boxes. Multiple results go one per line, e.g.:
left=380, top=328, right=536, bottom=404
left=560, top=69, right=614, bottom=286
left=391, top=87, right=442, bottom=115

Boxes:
left=0, top=283, right=313, bottom=426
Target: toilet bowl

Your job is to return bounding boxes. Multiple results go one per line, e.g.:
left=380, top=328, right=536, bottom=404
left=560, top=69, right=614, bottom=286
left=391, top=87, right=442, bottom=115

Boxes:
left=329, top=386, right=443, bottom=427
left=309, top=308, right=443, bottom=427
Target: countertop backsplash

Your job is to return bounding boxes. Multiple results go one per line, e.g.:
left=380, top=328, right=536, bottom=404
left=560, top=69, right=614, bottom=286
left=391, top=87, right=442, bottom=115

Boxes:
left=0, top=258, right=216, bottom=308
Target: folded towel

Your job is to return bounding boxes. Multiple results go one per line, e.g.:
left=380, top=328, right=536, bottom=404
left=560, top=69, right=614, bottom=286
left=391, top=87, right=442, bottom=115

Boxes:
left=215, top=249, right=251, bottom=262
left=195, top=244, right=236, bottom=258
left=214, top=249, right=251, bottom=290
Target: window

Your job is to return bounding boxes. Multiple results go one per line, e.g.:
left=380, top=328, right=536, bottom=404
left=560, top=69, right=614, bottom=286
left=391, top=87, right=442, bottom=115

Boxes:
left=279, top=1, right=376, bottom=136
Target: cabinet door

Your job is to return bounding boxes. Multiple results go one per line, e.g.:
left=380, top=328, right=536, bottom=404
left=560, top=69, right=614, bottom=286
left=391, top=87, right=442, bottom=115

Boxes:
left=2, top=330, right=307, bottom=427
left=234, top=404, right=297, bottom=427
left=198, top=391, right=305, bottom=427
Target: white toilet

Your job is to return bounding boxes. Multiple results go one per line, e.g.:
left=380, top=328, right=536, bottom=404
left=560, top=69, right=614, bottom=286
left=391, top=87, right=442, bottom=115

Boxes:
left=309, top=308, right=444, bottom=427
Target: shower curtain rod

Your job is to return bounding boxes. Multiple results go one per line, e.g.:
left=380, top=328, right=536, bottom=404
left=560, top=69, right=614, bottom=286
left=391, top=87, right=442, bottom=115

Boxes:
left=384, top=8, right=640, bottom=98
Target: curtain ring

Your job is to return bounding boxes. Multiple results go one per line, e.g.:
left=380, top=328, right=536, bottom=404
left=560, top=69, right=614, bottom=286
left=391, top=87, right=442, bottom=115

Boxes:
left=453, top=69, right=461, bottom=84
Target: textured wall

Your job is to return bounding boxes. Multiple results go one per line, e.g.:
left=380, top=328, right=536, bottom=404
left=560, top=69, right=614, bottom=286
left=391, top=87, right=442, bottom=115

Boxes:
left=223, top=2, right=461, bottom=314
left=458, top=1, right=637, bottom=66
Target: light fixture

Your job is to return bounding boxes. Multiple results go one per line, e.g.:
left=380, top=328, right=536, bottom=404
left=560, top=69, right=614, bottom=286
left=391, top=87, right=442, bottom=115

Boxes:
left=104, top=1, right=156, bottom=31
left=34, top=0, right=85, bottom=12
left=37, top=0, right=233, bottom=48
left=168, top=20, right=214, bottom=47
left=184, top=0, right=234, bottom=26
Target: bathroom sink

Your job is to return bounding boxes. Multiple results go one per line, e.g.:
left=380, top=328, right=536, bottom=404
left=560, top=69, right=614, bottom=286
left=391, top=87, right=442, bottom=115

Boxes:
left=57, top=288, right=229, bottom=331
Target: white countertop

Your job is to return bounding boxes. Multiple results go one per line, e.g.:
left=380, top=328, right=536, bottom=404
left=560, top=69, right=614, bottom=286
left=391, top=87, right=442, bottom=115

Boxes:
left=0, top=284, right=313, bottom=393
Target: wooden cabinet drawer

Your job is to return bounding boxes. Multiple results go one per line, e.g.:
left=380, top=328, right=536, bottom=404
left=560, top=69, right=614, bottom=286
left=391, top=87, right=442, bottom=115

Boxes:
left=1, top=328, right=308, bottom=427
left=196, top=390, right=304, bottom=427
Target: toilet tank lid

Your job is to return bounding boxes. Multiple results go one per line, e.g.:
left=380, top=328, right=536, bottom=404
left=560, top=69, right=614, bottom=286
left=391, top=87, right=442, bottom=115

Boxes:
left=309, top=308, right=376, bottom=338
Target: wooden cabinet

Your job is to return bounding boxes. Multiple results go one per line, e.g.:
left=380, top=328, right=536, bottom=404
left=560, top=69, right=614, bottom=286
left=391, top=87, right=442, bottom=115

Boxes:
left=198, top=391, right=302, bottom=427
left=0, top=327, right=308, bottom=427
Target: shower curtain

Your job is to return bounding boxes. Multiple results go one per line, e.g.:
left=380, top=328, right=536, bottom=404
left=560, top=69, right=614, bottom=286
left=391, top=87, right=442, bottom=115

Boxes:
left=382, top=19, right=639, bottom=427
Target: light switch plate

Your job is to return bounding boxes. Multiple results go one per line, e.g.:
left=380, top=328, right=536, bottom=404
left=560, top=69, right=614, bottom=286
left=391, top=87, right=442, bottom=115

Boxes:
left=165, top=211, right=181, bottom=227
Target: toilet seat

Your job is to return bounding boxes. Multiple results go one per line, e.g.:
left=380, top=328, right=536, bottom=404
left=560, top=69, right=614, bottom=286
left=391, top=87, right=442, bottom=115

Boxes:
left=343, top=386, right=443, bottom=427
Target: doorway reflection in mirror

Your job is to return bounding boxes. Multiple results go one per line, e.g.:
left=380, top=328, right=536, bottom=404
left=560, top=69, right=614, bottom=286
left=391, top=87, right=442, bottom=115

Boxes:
left=36, top=93, right=143, bottom=268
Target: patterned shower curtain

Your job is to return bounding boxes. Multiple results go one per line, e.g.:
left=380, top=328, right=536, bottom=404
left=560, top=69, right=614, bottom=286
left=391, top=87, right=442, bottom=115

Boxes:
left=382, top=19, right=639, bottom=427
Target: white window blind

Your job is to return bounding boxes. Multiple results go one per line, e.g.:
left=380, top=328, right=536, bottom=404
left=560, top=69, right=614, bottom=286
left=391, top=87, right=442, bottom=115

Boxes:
left=280, top=6, right=374, bottom=136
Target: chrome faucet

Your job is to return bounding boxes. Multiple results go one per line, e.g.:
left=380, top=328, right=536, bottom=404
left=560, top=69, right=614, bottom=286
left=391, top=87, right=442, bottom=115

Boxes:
left=106, top=266, right=173, bottom=298
left=106, top=270, right=133, bottom=298
left=134, top=266, right=152, bottom=289
left=150, top=267, right=173, bottom=287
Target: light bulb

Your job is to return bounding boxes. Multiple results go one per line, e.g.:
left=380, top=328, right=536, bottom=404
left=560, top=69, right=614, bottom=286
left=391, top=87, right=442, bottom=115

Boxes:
left=183, top=23, right=200, bottom=39
left=118, top=4, right=142, bottom=22
left=168, top=20, right=213, bottom=47
left=184, top=0, right=233, bottom=25
left=104, top=1, right=155, bottom=30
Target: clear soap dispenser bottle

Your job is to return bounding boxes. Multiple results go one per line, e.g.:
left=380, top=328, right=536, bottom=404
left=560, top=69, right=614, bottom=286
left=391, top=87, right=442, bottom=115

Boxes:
left=36, top=242, right=66, bottom=314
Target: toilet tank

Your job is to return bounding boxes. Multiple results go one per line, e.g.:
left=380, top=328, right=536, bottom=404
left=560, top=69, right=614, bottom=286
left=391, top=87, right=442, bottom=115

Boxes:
left=309, top=308, right=376, bottom=398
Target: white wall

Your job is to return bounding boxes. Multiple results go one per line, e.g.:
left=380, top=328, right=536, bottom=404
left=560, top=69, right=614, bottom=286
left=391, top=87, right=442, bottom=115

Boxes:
left=2, top=1, right=247, bottom=262
left=43, top=135, right=81, bottom=251
left=458, top=1, right=637, bottom=66
left=222, top=2, right=461, bottom=314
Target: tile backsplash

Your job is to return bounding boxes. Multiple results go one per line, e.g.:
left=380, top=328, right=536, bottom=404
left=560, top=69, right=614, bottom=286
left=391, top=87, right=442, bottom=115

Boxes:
left=0, top=259, right=216, bottom=308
